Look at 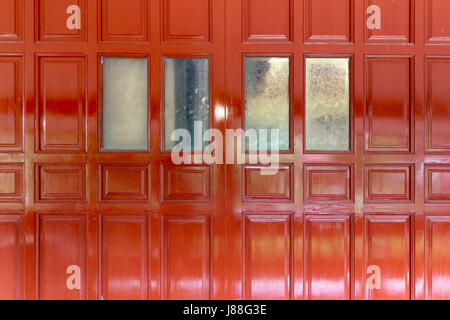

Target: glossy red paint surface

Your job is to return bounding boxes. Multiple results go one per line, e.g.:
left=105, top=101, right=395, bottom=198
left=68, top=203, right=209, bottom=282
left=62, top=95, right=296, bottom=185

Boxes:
left=0, top=0, right=449, bottom=300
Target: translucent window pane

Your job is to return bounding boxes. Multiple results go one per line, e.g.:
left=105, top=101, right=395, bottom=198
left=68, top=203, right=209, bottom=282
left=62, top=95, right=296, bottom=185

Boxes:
left=164, top=58, right=210, bottom=151
left=244, top=57, right=290, bottom=151
left=102, top=57, right=148, bottom=151
left=305, top=57, right=350, bottom=152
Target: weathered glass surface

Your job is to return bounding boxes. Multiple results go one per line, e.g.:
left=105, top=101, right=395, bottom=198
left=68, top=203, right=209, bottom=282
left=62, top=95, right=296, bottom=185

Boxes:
left=164, top=58, right=210, bottom=151
left=244, top=57, right=290, bottom=151
left=305, top=57, right=350, bottom=151
left=102, top=57, right=148, bottom=151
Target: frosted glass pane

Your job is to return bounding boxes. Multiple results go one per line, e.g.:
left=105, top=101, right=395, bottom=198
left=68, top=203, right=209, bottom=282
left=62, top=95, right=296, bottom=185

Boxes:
left=244, top=57, right=290, bottom=151
left=164, top=58, right=210, bottom=151
left=305, top=57, right=350, bottom=151
left=102, top=57, right=148, bottom=151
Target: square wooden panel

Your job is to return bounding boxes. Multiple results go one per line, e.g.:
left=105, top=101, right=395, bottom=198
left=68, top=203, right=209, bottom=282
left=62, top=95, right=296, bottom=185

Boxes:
left=425, top=0, right=450, bottom=44
left=0, top=55, right=23, bottom=152
left=162, top=165, right=211, bottom=202
left=0, top=163, right=24, bottom=203
left=243, top=164, right=293, bottom=203
left=100, top=164, right=149, bottom=202
left=36, top=55, right=87, bottom=153
left=162, top=0, right=210, bottom=43
left=304, top=0, right=353, bottom=43
left=36, top=0, right=86, bottom=42
left=365, top=0, right=414, bottom=44
left=364, top=164, right=414, bottom=203
left=425, top=165, right=450, bottom=202
left=243, top=0, right=292, bottom=42
left=99, top=0, right=148, bottom=43
left=0, top=0, right=23, bottom=41
left=36, top=164, right=86, bottom=202
left=364, top=56, right=413, bottom=153
left=304, top=164, right=353, bottom=202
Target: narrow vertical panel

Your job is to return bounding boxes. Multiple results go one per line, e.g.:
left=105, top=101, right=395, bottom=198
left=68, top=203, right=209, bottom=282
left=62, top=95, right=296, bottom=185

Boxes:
left=426, top=0, right=450, bottom=43
left=305, top=215, right=352, bottom=300
left=425, top=216, right=450, bottom=300
left=37, top=56, right=86, bottom=152
left=0, top=0, right=23, bottom=41
left=365, top=57, right=412, bottom=153
left=101, top=215, right=148, bottom=300
left=0, top=56, right=23, bottom=151
left=37, top=214, right=86, bottom=300
left=365, top=215, right=411, bottom=300
left=0, top=215, right=22, bottom=300
left=162, top=215, right=211, bottom=300
left=244, top=215, right=291, bottom=300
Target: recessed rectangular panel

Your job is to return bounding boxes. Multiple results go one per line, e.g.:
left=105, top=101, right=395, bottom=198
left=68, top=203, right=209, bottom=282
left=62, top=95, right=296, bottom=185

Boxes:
left=102, top=57, right=148, bottom=151
left=164, top=58, right=210, bottom=151
left=37, top=56, right=86, bottom=152
left=101, top=215, right=148, bottom=300
left=365, top=215, right=411, bottom=300
left=244, top=56, right=290, bottom=151
left=37, top=164, right=86, bottom=202
left=0, top=56, right=23, bottom=151
left=304, top=0, right=352, bottom=43
left=425, top=165, right=450, bottom=202
left=243, top=165, right=292, bottom=202
left=162, top=0, right=210, bottom=43
left=37, top=0, right=86, bottom=41
left=0, top=215, right=22, bottom=300
left=100, top=0, right=148, bottom=42
left=365, top=0, right=413, bottom=43
left=426, top=0, right=450, bottom=43
left=365, top=164, right=414, bottom=202
left=37, top=214, right=86, bottom=300
left=304, top=165, right=353, bottom=201
left=0, top=164, right=23, bottom=203
left=244, top=215, right=291, bottom=300
left=425, top=58, right=450, bottom=153
left=243, top=0, right=291, bottom=42
left=0, top=0, right=23, bottom=41
left=100, top=164, right=149, bottom=202
left=425, top=216, right=450, bottom=299
left=365, top=57, right=412, bottom=153
left=305, top=215, right=351, bottom=300
left=162, top=215, right=211, bottom=300
left=163, top=165, right=211, bottom=202
left=305, top=57, right=350, bottom=152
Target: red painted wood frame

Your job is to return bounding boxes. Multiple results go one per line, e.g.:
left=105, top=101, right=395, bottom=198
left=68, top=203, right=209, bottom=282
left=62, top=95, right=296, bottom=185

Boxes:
left=0, top=0, right=449, bottom=300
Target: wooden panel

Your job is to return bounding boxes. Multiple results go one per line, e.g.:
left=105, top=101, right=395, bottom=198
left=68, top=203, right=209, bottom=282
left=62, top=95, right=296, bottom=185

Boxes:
left=162, top=0, right=210, bottom=43
left=37, top=0, right=86, bottom=41
left=100, top=0, right=148, bottom=42
left=304, top=0, right=353, bottom=43
left=365, top=56, right=413, bottom=153
left=425, top=58, right=450, bottom=153
left=426, top=0, right=450, bottom=43
left=37, top=214, right=86, bottom=300
left=243, top=0, right=291, bottom=42
left=37, top=55, right=86, bottom=152
left=425, top=216, right=450, bottom=299
left=100, top=215, right=148, bottom=300
left=36, top=164, right=86, bottom=202
left=0, top=215, right=22, bottom=300
left=364, top=164, right=414, bottom=202
left=365, top=0, right=413, bottom=43
left=304, top=164, right=353, bottom=202
left=243, top=165, right=293, bottom=203
left=100, top=164, right=149, bottom=202
left=0, top=164, right=23, bottom=203
left=0, top=56, right=23, bottom=152
left=0, top=0, right=23, bottom=41
left=162, top=215, right=211, bottom=300
left=163, top=165, right=211, bottom=202
left=365, top=215, right=411, bottom=300
left=305, top=215, right=352, bottom=300
left=425, top=165, right=450, bottom=202
left=244, top=214, right=291, bottom=300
